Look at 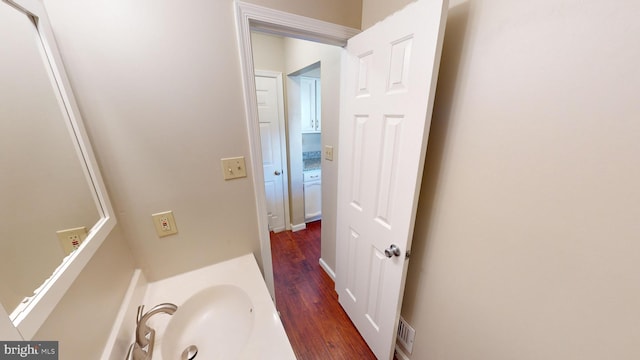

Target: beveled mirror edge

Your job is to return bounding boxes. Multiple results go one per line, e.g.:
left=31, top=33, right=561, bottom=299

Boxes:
left=3, top=0, right=117, bottom=339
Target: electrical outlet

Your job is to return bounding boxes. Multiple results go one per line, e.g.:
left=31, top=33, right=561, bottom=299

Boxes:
left=221, top=156, right=247, bottom=180
left=152, top=211, right=178, bottom=237
left=56, top=226, right=88, bottom=255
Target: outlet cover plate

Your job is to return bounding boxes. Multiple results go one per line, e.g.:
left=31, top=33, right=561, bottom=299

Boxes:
left=152, top=211, right=178, bottom=237
left=56, top=226, right=88, bottom=255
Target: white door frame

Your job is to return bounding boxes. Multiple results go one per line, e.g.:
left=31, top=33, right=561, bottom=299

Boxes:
left=234, top=1, right=359, bottom=297
left=255, top=69, right=291, bottom=232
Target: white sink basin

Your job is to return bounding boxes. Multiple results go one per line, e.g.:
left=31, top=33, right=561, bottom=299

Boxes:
left=133, top=254, right=295, bottom=359
left=161, top=284, right=255, bottom=359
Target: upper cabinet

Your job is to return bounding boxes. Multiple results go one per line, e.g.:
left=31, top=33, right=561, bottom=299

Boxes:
left=300, top=76, right=321, bottom=133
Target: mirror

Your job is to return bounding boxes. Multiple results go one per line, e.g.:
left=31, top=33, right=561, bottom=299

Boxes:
left=0, top=0, right=101, bottom=315
left=0, top=0, right=116, bottom=339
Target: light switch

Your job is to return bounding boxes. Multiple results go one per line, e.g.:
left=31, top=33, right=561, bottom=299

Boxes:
left=221, top=156, right=247, bottom=180
left=324, top=145, right=334, bottom=161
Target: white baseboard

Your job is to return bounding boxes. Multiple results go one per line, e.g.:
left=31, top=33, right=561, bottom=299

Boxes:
left=318, top=258, right=336, bottom=281
left=395, top=345, right=410, bottom=360
left=291, top=223, right=307, bottom=232
left=101, top=269, right=147, bottom=360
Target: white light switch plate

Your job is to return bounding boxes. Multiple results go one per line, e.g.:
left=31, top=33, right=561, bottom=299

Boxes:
left=324, top=145, right=334, bottom=161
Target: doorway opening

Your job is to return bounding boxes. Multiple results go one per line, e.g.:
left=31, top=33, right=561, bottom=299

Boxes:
left=249, top=30, right=373, bottom=358
left=234, top=2, right=358, bottom=301
left=251, top=32, right=328, bottom=236
left=249, top=28, right=341, bottom=290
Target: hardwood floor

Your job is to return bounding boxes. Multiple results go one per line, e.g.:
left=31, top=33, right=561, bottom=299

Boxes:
left=271, top=221, right=377, bottom=359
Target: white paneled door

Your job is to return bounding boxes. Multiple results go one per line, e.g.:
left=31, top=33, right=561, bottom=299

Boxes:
left=335, top=0, right=448, bottom=359
left=256, top=71, right=288, bottom=233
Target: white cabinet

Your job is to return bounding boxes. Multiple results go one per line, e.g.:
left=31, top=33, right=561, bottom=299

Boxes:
left=300, top=76, right=321, bottom=133
left=303, top=169, right=321, bottom=221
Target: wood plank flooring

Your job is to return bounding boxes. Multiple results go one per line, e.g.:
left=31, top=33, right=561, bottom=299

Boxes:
left=271, top=221, right=377, bottom=359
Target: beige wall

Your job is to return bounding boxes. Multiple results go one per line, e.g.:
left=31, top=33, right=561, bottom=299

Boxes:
left=361, top=0, right=412, bottom=29
left=42, top=0, right=265, bottom=281
left=249, top=0, right=362, bottom=29
left=251, top=32, right=287, bottom=74
left=397, top=0, right=640, bottom=359
left=0, top=305, right=20, bottom=340
left=41, top=0, right=358, bottom=284
left=33, top=225, right=135, bottom=358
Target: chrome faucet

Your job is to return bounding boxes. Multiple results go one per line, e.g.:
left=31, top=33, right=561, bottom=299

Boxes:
left=126, top=303, right=178, bottom=360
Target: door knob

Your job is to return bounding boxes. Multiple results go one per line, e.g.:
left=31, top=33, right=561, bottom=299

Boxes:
left=384, top=244, right=401, bottom=258
left=274, top=170, right=281, bottom=175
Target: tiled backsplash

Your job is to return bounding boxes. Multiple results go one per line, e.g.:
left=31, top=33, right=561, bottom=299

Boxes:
left=303, top=151, right=322, bottom=160
left=303, top=151, right=321, bottom=171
